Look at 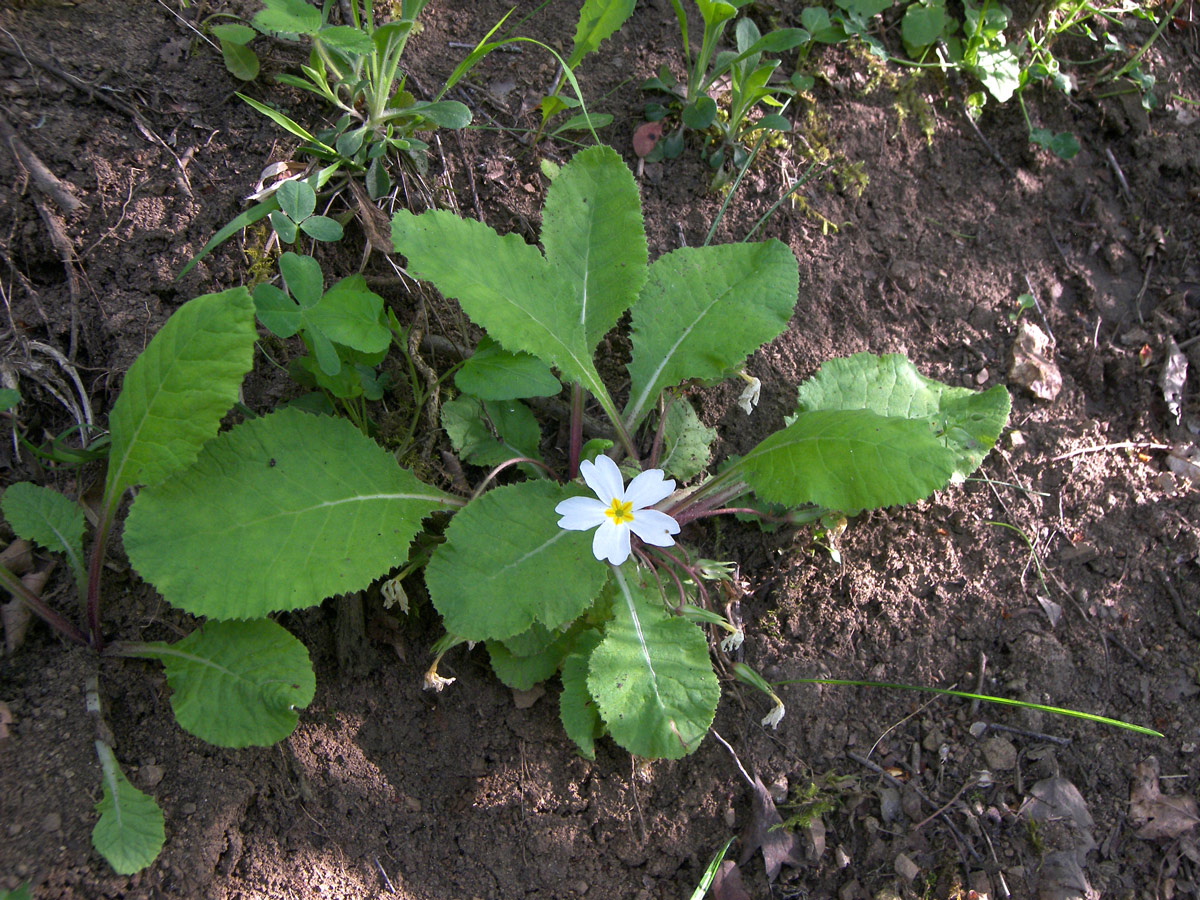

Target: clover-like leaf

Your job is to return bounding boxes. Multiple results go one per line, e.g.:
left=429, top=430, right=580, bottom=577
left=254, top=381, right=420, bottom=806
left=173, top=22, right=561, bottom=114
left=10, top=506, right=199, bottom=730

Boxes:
left=124, top=408, right=455, bottom=620
left=127, top=619, right=315, bottom=747
left=455, top=337, right=561, bottom=400
left=424, top=481, right=609, bottom=642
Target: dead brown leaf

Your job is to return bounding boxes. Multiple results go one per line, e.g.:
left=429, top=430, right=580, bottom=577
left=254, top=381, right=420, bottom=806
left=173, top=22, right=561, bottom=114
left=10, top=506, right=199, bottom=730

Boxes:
left=1130, top=756, right=1200, bottom=841
left=709, top=860, right=751, bottom=900
left=738, top=774, right=802, bottom=882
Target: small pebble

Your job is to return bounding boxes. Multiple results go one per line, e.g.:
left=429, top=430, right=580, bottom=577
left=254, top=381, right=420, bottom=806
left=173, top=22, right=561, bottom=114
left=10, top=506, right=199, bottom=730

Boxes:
left=982, top=736, right=1017, bottom=771
left=975, top=367, right=989, bottom=384
left=140, top=764, right=165, bottom=788
left=894, top=852, right=920, bottom=882
left=41, top=812, right=62, bottom=833
left=181, top=802, right=197, bottom=815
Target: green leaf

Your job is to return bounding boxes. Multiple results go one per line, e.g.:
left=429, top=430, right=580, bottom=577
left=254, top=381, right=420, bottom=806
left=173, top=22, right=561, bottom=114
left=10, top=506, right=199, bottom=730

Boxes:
left=104, top=288, right=257, bottom=503
left=587, top=569, right=719, bottom=759
left=252, top=0, right=321, bottom=36
left=455, top=337, right=561, bottom=400
left=92, top=742, right=165, bottom=875
left=424, top=481, right=609, bottom=642
left=441, top=396, right=542, bottom=467
left=392, top=213, right=609, bottom=403
left=901, top=2, right=946, bottom=53
left=128, top=619, right=315, bottom=747
left=683, top=97, right=717, bottom=130
left=299, top=215, right=345, bottom=242
left=0, top=387, right=19, bottom=411
left=974, top=45, right=1021, bottom=103
left=625, top=240, right=798, bottom=427
left=124, top=408, right=455, bottom=620
left=559, top=629, right=604, bottom=759
left=275, top=179, right=315, bottom=222
left=487, top=623, right=577, bottom=691
left=795, top=353, right=1010, bottom=475
left=217, top=37, right=260, bottom=81
left=739, top=353, right=1010, bottom=512
left=254, top=267, right=388, bottom=376
left=269, top=209, right=298, bottom=243
left=659, top=401, right=717, bottom=482
left=404, top=100, right=473, bottom=129
left=279, top=251, right=323, bottom=306
left=566, top=0, right=637, bottom=68
left=549, top=112, right=614, bottom=136
left=1, top=482, right=86, bottom=593
left=316, top=24, right=374, bottom=55
left=539, top=145, right=648, bottom=352
left=211, top=23, right=256, bottom=45
left=309, top=275, right=390, bottom=354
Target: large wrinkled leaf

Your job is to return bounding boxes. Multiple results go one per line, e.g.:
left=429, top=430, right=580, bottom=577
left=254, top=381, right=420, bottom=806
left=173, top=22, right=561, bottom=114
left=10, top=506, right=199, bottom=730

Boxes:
left=392, top=147, right=642, bottom=412
left=624, top=241, right=798, bottom=426
left=540, top=143, right=646, bottom=350
left=796, top=353, right=1010, bottom=476
left=1, top=483, right=86, bottom=590
left=425, top=481, right=609, bottom=642
left=559, top=629, right=604, bottom=759
left=92, top=742, right=165, bottom=875
left=587, top=570, right=719, bottom=759
left=124, top=408, right=454, bottom=620
left=127, top=619, right=315, bottom=748
left=739, top=354, right=1009, bottom=512
left=105, top=288, right=257, bottom=502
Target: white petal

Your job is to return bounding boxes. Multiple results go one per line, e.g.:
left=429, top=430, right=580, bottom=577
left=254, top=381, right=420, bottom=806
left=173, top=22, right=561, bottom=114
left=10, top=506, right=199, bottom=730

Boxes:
left=761, top=701, right=785, bottom=730
left=623, top=467, right=676, bottom=510
left=592, top=520, right=631, bottom=565
left=555, top=496, right=608, bottom=531
left=580, top=455, right=625, bottom=503
left=737, top=377, right=761, bottom=415
left=629, top=508, right=680, bottom=547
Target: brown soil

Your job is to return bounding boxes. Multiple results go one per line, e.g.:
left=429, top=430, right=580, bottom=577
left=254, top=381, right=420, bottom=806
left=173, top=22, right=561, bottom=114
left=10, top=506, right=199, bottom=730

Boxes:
left=2, top=1, right=1199, bottom=898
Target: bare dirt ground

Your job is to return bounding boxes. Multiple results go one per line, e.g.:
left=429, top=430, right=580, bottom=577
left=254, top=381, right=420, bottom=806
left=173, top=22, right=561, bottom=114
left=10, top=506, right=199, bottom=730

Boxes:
left=2, top=1, right=1199, bottom=898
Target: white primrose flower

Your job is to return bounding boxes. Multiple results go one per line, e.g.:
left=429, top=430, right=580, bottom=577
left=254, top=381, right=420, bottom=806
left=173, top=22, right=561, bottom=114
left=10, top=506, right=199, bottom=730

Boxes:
left=555, top=456, right=681, bottom=566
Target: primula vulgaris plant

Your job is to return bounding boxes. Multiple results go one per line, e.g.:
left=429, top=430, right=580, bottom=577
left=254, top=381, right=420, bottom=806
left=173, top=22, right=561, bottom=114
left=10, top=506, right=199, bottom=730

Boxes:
left=1, top=146, right=1007, bottom=876
left=388, top=145, right=1009, bottom=758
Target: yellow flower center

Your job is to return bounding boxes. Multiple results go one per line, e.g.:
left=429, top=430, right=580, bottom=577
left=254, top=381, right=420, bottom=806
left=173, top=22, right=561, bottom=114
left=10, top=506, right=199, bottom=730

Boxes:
left=605, top=497, right=634, bottom=525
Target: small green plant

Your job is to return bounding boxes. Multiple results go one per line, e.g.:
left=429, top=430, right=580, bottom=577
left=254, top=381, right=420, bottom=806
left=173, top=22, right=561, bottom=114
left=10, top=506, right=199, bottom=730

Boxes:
left=183, top=0, right=475, bottom=274
left=641, top=1, right=808, bottom=181
left=251, top=251, right=393, bottom=431
left=534, top=0, right=637, bottom=142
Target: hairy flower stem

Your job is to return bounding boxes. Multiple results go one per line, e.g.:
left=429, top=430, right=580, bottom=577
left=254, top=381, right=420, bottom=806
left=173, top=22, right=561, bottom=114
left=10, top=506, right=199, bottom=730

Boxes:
left=647, top=544, right=711, bottom=610
left=470, top=457, right=559, bottom=502
left=0, top=563, right=89, bottom=647
left=568, top=383, right=584, bottom=480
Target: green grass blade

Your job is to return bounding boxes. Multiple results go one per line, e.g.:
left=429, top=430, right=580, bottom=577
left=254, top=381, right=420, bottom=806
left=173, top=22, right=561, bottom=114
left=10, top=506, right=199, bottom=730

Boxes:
left=773, top=677, right=1162, bottom=737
